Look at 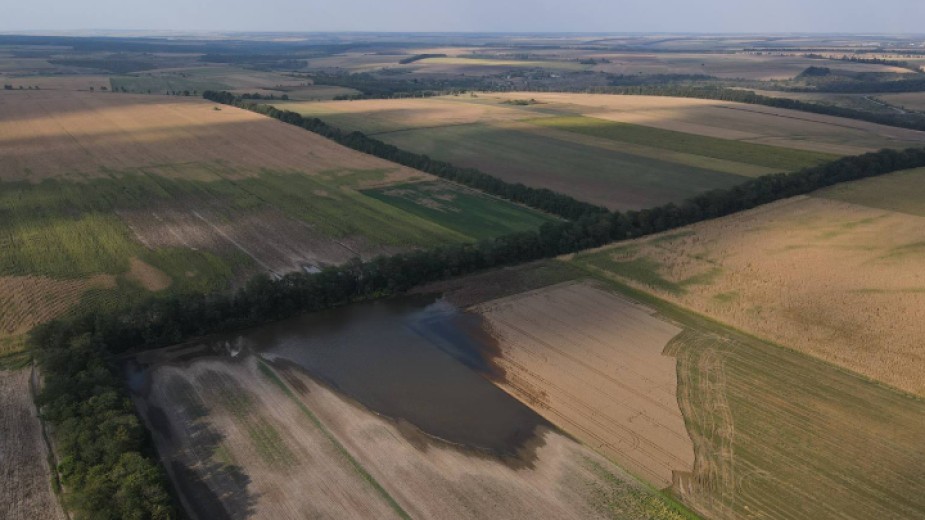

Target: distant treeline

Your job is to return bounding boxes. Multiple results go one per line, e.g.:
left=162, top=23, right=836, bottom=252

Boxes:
left=787, top=76, right=925, bottom=93
left=47, top=58, right=160, bottom=74
left=587, top=85, right=925, bottom=132
left=203, top=90, right=607, bottom=220
left=32, top=91, right=925, bottom=520
left=803, top=53, right=919, bottom=71
left=398, top=53, right=447, bottom=64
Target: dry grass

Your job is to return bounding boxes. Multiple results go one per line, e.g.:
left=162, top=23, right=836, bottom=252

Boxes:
left=573, top=193, right=925, bottom=397
left=0, top=90, right=425, bottom=181
left=473, top=281, right=695, bottom=489
left=0, top=369, right=67, bottom=520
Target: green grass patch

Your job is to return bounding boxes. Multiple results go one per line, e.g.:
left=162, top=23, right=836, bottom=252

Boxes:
left=818, top=167, right=925, bottom=216
left=528, top=115, right=838, bottom=171
left=576, top=248, right=720, bottom=295
left=363, top=181, right=555, bottom=241
left=582, top=457, right=699, bottom=520
left=0, top=350, right=31, bottom=370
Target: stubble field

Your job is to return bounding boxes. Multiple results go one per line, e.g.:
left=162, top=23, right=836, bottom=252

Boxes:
left=570, top=169, right=925, bottom=397
left=473, top=281, right=695, bottom=489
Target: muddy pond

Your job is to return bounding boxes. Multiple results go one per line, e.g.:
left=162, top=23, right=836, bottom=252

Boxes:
left=129, top=294, right=549, bottom=457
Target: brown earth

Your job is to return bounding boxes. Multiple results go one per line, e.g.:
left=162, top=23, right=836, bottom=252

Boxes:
left=0, top=369, right=67, bottom=520
left=126, top=257, right=172, bottom=291
left=473, top=281, right=695, bottom=489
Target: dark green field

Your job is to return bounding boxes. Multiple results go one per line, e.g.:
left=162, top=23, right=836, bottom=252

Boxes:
left=364, top=181, right=556, bottom=240
left=528, top=115, right=838, bottom=171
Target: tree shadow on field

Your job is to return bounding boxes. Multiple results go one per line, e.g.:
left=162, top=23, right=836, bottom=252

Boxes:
left=159, top=375, right=259, bottom=520
left=170, top=418, right=259, bottom=520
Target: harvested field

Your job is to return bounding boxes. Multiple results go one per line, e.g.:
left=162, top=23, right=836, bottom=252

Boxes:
left=0, top=369, right=67, bottom=520
left=0, top=90, right=427, bottom=181
left=0, top=274, right=115, bottom=342
left=661, top=309, right=925, bottom=520
left=572, top=189, right=925, bottom=397
left=132, top=353, right=688, bottom=520
left=473, top=281, right=695, bottom=489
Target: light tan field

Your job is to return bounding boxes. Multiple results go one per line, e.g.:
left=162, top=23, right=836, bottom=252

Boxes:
left=486, top=92, right=925, bottom=154
left=134, top=353, right=686, bottom=520
left=0, top=90, right=426, bottom=181
left=573, top=187, right=925, bottom=397
left=0, top=369, right=67, bottom=520
left=473, top=281, right=695, bottom=489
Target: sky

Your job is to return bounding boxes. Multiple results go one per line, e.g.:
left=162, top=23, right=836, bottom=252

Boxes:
left=3, top=0, right=925, bottom=34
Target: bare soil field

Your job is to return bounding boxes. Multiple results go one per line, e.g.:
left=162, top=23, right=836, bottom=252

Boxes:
left=572, top=191, right=925, bottom=397
left=473, top=281, right=695, bottom=489
left=0, top=369, right=67, bottom=520
left=132, top=353, right=687, bottom=520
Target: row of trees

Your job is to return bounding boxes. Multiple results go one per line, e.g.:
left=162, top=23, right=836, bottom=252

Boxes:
left=32, top=93, right=925, bottom=520
left=204, top=90, right=607, bottom=220
left=585, top=85, right=925, bottom=132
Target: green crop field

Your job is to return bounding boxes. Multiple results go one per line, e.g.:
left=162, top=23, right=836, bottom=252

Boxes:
left=363, top=181, right=556, bottom=240
left=380, top=123, right=746, bottom=210
left=528, top=115, right=838, bottom=171
left=564, top=266, right=925, bottom=520
left=818, top=166, right=925, bottom=216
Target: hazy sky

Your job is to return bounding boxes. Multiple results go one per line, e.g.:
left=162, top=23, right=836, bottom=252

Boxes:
left=4, top=0, right=925, bottom=34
